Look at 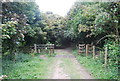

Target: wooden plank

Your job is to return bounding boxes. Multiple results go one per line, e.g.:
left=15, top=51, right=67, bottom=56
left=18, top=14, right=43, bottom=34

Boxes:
left=32, top=44, right=55, bottom=54
left=93, top=46, right=95, bottom=59
left=34, top=44, right=37, bottom=53
left=79, top=51, right=85, bottom=53
left=38, top=49, right=40, bottom=53
left=78, top=44, right=85, bottom=55
left=86, top=44, right=88, bottom=56
left=79, top=44, right=85, bottom=46
left=104, top=47, right=108, bottom=68
left=79, top=48, right=85, bottom=50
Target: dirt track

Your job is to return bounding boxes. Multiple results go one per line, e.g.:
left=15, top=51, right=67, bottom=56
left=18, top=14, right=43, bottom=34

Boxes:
left=50, top=48, right=93, bottom=79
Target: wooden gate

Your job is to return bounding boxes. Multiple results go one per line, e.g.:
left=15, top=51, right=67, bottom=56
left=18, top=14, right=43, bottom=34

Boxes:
left=78, top=44, right=95, bottom=58
left=85, top=44, right=93, bottom=56
left=78, top=44, right=85, bottom=54
left=78, top=44, right=109, bottom=68
left=31, top=44, right=54, bottom=54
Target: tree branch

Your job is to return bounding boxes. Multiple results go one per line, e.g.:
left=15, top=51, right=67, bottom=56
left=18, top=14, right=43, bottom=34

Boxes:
left=95, top=35, right=119, bottom=45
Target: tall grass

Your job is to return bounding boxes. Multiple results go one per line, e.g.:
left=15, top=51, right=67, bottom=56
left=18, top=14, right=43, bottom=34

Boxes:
left=2, top=53, right=54, bottom=79
left=72, top=49, right=118, bottom=79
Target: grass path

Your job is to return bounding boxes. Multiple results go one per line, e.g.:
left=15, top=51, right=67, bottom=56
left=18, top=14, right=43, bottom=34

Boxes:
left=48, top=48, right=94, bottom=79
left=3, top=48, right=94, bottom=79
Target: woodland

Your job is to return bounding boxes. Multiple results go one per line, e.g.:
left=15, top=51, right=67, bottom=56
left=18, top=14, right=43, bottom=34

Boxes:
left=1, top=0, right=120, bottom=80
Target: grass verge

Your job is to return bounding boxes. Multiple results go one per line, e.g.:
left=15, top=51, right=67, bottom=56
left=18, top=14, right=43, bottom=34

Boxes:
left=72, top=49, right=118, bottom=79
left=2, top=53, right=55, bottom=79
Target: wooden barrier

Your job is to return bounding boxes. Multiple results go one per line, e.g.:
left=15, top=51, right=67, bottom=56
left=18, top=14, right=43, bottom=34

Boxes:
left=93, top=46, right=95, bottom=59
left=78, top=44, right=85, bottom=55
left=34, top=44, right=37, bottom=53
left=86, top=44, right=88, bottom=56
left=88, top=44, right=93, bottom=53
left=31, top=44, right=54, bottom=54
left=85, top=44, right=93, bottom=56
left=104, top=47, right=108, bottom=68
left=78, top=44, right=95, bottom=57
left=78, top=44, right=109, bottom=68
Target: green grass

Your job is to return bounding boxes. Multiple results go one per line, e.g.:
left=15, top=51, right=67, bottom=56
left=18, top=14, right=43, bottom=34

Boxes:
left=72, top=49, right=118, bottom=79
left=2, top=53, right=55, bottom=79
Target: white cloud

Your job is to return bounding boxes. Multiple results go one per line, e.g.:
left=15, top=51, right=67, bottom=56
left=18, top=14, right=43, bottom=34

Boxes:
left=35, top=0, right=76, bottom=16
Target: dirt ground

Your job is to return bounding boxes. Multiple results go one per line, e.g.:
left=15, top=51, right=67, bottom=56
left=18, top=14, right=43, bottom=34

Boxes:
left=49, top=48, right=94, bottom=79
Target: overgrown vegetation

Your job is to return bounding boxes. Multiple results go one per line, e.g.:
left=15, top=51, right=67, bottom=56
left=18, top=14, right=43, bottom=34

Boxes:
left=68, top=2, right=119, bottom=79
left=72, top=43, right=119, bottom=79
left=66, top=2, right=120, bottom=45
left=1, top=0, right=119, bottom=79
left=2, top=53, right=55, bottom=79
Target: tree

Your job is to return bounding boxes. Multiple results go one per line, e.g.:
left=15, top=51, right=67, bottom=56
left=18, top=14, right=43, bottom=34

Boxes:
left=66, top=2, right=120, bottom=44
left=2, top=2, right=44, bottom=59
left=41, top=12, right=68, bottom=47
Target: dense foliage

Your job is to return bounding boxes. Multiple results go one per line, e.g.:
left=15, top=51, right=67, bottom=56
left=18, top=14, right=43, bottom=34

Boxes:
left=2, top=2, right=45, bottom=59
left=66, top=2, right=120, bottom=45
left=73, top=49, right=118, bottom=79
left=1, top=1, right=119, bottom=79
left=67, top=2, right=119, bottom=79
left=1, top=2, right=69, bottom=59
left=41, top=12, right=68, bottom=47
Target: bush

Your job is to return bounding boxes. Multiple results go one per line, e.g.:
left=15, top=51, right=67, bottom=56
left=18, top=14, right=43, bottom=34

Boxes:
left=104, top=41, right=119, bottom=79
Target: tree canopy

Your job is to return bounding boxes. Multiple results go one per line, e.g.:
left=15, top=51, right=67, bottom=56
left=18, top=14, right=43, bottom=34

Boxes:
left=1, top=1, right=120, bottom=60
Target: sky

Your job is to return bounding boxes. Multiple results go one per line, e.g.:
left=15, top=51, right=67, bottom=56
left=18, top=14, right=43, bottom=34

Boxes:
left=35, top=0, right=76, bottom=17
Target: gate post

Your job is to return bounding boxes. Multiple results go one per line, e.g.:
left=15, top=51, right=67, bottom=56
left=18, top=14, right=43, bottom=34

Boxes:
left=52, top=44, right=54, bottom=53
left=34, top=44, right=37, bottom=53
left=86, top=44, right=88, bottom=56
left=93, top=46, right=95, bottom=59
left=104, top=47, right=108, bottom=68
left=78, top=44, right=80, bottom=55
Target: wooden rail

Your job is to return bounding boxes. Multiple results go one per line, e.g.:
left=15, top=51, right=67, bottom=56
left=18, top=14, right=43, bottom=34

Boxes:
left=78, top=44, right=85, bottom=54
left=78, top=44, right=93, bottom=56
left=30, top=44, right=54, bottom=54
left=78, top=44, right=108, bottom=68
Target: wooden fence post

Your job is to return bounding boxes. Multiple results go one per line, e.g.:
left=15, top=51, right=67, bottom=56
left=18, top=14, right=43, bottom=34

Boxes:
left=34, top=44, right=37, bottom=53
left=104, top=47, right=108, bottom=68
left=78, top=44, right=80, bottom=55
left=93, top=46, right=95, bottom=59
left=86, top=44, right=88, bottom=56
left=50, top=44, right=54, bottom=54
left=50, top=44, right=51, bottom=54
left=52, top=44, right=54, bottom=53
left=38, top=49, right=40, bottom=53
